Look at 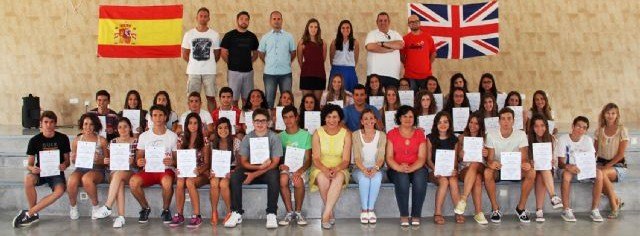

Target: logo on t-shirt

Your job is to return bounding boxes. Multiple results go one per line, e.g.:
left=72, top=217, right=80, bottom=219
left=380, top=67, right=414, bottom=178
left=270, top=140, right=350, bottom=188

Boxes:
left=408, top=41, right=425, bottom=50
left=192, top=38, right=212, bottom=61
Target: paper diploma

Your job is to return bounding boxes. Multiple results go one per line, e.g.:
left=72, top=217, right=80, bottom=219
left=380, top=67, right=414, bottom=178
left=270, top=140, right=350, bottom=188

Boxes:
left=98, top=116, right=107, bottom=138
left=328, top=100, right=344, bottom=108
left=275, top=106, right=286, bottom=131
left=575, top=152, right=596, bottom=180
left=369, top=96, right=384, bottom=110
left=399, top=91, right=414, bottom=107
left=434, top=94, right=444, bottom=112
left=508, top=106, right=524, bottom=130
left=109, top=143, right=130, bottom=171
left=500, top=152, right=522, bottom=180
left=385, top=111, right=398, bottom=132
left=463, top=137, right=484, bottom=162
left=304, top=111, right=321, bottom=134
left=122, top=109, right=141, bottom=134
left=218, top=110, right=237, bottom=135
left=284, top=146, right=305, bottom=172
left=497, top=93, right=507, bottom=110
left=452, top=107, right=470, bottom=132
left=39, top=150, right=61, bottom=177
left=211, top=149, right=231, bottom=178
left=484, top=117, right=499, bottom=133
left=250, top=137, right=270, bottom=165
left=533, top=142, right=553, bottom=171
left=75, top=141, right=96, bottom=169
left=144, top=146, right=166, bottom=173
left=434, top=149, right=455, bottom=177
left=466, top=92, right=481, bottom=112
left=418, top=115, right=435, bottom=135
left=244, top=111, right=254, bottom=133
left=177, top=149, right=197, bottom=178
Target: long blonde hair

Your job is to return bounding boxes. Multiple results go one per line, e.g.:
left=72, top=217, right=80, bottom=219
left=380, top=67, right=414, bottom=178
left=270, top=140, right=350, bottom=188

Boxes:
left=598, top=103, right=621, bottom=128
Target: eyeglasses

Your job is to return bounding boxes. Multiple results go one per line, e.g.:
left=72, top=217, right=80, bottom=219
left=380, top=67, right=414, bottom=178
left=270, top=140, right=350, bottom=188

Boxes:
left=253, top=119, right=268, bottom=124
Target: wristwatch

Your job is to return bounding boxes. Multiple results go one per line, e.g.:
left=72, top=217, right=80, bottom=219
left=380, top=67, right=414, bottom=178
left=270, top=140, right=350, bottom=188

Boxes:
left=374, top=165, right=380, bottom=171
left=381, top=41, right=385, bottom=47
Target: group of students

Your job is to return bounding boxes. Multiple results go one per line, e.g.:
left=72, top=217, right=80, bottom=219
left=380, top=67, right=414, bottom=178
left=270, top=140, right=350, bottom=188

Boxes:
left=12, top=71, right=629, bottom=230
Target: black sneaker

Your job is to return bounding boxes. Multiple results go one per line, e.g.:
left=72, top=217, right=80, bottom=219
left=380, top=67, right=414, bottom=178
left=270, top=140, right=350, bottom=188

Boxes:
left=138, top=208, right=151, bottom=223
left=490, top=210, right=502, bottom=223
left=21, top=213, right=38, bottom=226
left=161, top=209, right=172, bottom=223
left=31, top=213, right=39, bottom=224
left=516, top=208, right=530, bottom=223
left=12, top=210, right=27, bottom=228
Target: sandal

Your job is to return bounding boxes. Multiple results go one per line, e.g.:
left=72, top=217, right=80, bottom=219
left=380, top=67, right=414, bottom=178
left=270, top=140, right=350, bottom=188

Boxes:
left=411, top=218, right=420, bottom=226
left=433, top=215, right=445, bottom=225
left=400, top=217, right=410, bottom=226
left=455, top=214, right=465, bottom=224
left=608, top=210, right=619, bottom=219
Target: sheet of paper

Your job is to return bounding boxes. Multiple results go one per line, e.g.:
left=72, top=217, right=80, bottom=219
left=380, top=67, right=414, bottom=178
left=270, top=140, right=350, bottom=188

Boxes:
left=328, top=100, right=344, bottom=108
left=466, top=92, right=481, bottom=112
left=548, top=120, right=555, bottom=134
left=304, top=111, right=321, bottom=134
left=98, top=116, right=107, bottom=138
left=275, top=106, right=285, bottom=131
left=75, top=141, right=96, bottom=169
left=145, top=146, right=166, bottom=173
left=418, top=115, right=435, bottom=135
left=39, top=150, right=61, bottom=177
left=484, top=117, right=500, bottom=133
left=122, top=109, right=141, bottom=134
left=109, top=143, right=130, bottom=171
left=500, top=152, right=522, bottom=180
left=244, top=111, right=254, bottom=133
left=452, top=107, right=470, bottom=132
left=434, top=149, right=456, bottom=176
left=249, top=137, right=270, bottom=165
left=211, top=149, right=231, bottom=178
left=575, top=152, right=596, bottom=180
left=284, top=146, right=305, bottom=172
left=369, top=96, right=384, bottom=110
left=399, top=90, right=414, bottom=107
left=434, top=93, right=444, bottom=112
left=497, top=93, right=507, bottom=110
left=218, top=110, right=237, bottom=135
left=177, top=149, right=197, bottom=178
left=463, top=137, right=484, bottom=162
left=508, top=106, right=524, bottom=130
left=533, top=142, right=553, bottom=170
left=385, top=110, right=398, bottom=132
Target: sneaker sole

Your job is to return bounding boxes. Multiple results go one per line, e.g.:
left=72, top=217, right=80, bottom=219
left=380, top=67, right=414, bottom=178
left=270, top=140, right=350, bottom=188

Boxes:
left=552, top=204, right=564, bottom=210
left=561, top=216, right=576, bottom=222
left=536, top=218, right=545, bottom=222
left=12, top=211, right=23, bottom=228
left=187, top=224, right=201, bottom=228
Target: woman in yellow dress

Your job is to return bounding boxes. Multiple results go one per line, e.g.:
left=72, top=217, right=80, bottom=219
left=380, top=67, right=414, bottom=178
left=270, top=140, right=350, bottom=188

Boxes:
left=309, top=104, right=352, bottom=229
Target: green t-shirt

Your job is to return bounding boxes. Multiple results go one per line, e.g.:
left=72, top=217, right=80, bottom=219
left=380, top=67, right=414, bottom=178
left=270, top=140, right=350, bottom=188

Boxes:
left=279, top=129, right=312, bottom=163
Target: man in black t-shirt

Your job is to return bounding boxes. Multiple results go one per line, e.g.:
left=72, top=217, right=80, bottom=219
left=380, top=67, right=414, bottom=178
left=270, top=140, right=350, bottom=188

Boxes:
left=220, top=11, right=259, bottom=107
left=13, top=111, right=71, bottom=228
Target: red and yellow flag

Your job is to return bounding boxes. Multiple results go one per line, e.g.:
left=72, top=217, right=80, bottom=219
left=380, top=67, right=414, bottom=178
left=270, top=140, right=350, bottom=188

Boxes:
left=97, top=5, right=183, bottom=58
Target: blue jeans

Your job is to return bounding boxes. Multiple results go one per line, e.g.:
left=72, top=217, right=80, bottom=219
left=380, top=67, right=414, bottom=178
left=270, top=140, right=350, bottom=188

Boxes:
left=388, top=167, right=428, bottom=217
left=353, top=169, right=383, bottom=210
left=263, top=73, right=292, bottom=108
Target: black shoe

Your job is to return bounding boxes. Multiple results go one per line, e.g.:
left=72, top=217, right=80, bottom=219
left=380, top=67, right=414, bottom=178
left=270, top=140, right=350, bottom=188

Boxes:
left=31, top=213, right=39, bottom=224
left=516, top=208, right=530, bottom=223
left=21, top=213, right=38, bottom=226
left=490, top=210, right=502, bottom=223
left=138, top=208, right=151, bottom=223
left=161, top=209, right=172, bottom=224
left=12, top=210, right=27, bottom=228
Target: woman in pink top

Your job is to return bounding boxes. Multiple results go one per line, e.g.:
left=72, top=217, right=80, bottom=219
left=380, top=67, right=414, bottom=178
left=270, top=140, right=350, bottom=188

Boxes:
left=385, top=105, right=428, bottom=226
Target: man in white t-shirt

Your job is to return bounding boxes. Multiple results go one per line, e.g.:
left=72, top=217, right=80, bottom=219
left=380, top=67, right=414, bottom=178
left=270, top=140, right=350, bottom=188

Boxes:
left=129, top=105, right=179, bottom=224
left=484, top=107, right=535, bottom=223
left=175, top=92, right=214, bottom=136
left=365, top=12, right=404, bottom=89
left=555, top=116, right=604, bottom=222
left=182, top=7, right=221, bottom=111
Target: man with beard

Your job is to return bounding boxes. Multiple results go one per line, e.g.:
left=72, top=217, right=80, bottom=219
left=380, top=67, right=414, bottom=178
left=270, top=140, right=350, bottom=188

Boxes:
left=221, top=11, right=260, bottom=107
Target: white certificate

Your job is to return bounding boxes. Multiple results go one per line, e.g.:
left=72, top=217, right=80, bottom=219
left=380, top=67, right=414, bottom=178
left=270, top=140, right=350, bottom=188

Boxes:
left=284, top=146, right=305, bottom=172
left=463, top=137, right=484, bottom=162
left=177, top=149, right=197, bottom=178
left=144, top=146, right=166, bottom=173
left=39, top=150, right=61, bottom=177
left=548, top=120, right=555, bottom=134
left=497, top=93, right=507, bottom=110
left=418, top=115, right=435, bottom=135
left=109, top=143, right=130, bottom=171
left=75, top=141, right=96, bottom=169
left=466, top=92, right=481, bottom=112
left=500, top=152, right=522, bottom=180
left=508, top=106, right=524, bottom=130
left=369, top=96, right=384, bottom=110
left=218, top=110, right=237, bottom=135
left=244, top=111, right=254, bottom=133
left=122, top=109, right=141, bottom=134
left=249, top=137, right=270, bottom=165
left=452, top=107, right=470, bottom=132
left=484, top=117, right=499, bottom=133
left=304, top=111, right=321, bottom=134
left=575, top=152, right=596, bottom=180
left=211, top=149, right=231, bottom=178
left=434, top=149, right=456, bottom=176
left=533, top=142, right=553, bottom=171
left=98, top=116, right=107, bottom=138
left=434, top=93, right=444, bottom=112
left=385, top=110, right=398, bottom=132
left=275, top=106, right=286, bottom=131
left=399, top=91, right=414, bottom=107
left=328, top=100, right=344, bottom=108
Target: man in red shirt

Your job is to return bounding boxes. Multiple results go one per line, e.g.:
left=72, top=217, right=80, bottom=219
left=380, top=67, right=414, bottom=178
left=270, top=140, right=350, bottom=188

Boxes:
left=401, top=15, right=436, bottom=91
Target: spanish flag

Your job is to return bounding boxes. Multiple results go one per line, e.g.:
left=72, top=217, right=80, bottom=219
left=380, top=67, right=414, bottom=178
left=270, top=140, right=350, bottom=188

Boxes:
left=97, top=5, right=183, bottom=58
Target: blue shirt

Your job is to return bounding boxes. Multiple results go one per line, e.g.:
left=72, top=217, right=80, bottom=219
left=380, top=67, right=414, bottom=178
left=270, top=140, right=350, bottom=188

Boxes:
left=258, top=29, right=296, bottom=75
left=343, top=104, right=382, bottom=132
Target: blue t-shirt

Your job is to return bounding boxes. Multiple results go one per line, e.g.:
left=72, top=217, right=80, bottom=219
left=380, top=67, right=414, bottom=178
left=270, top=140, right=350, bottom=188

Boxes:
left=343, top=104, right=381, bottom=132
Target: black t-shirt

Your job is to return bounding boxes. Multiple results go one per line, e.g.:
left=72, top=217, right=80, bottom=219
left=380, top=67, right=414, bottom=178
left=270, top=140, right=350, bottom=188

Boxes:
left=220, top=29, right=259, bottom=72
left=427, top=133, right=458, bottom=163
left=26, top=132, right=71, bottom=173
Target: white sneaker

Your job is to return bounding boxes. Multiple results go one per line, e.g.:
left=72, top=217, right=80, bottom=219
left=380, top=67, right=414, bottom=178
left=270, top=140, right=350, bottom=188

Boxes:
left=113, top=216, right=125, bottom=228
left=91, top=205, right=101, bottom=220
left=535, top=210, right=545, bottom=222
left=266, top=213, right=278, bottom=229
left=590, top=209, right=604, bottom=222
left=70, top=206, right=79, bottom=220
left=93, top=206, right=112, bottom=220
left=223, top=211, right=242, bottom=228
left=550, top=195, right=564, bottom=209
left=561, top=209, right=577, bottom=222
left=454, top=200, right=467, bottom=215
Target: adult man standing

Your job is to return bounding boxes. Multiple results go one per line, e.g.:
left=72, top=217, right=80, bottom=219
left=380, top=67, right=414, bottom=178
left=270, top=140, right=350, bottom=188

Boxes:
left=221, top=11, right=259, bottom=107
left=258, top=11, right=296, bottom=108
left=401, top=15, right=436, bottom=91
left=182, top=7, right=221, bottom=111
left=365, top=12, right=404, bottom=89
left=342, top=84, right=383, bottom=132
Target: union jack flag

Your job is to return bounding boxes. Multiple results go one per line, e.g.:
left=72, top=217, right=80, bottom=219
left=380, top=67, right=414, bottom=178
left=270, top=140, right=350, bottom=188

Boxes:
left=408, top=1, right=499, bottom=59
